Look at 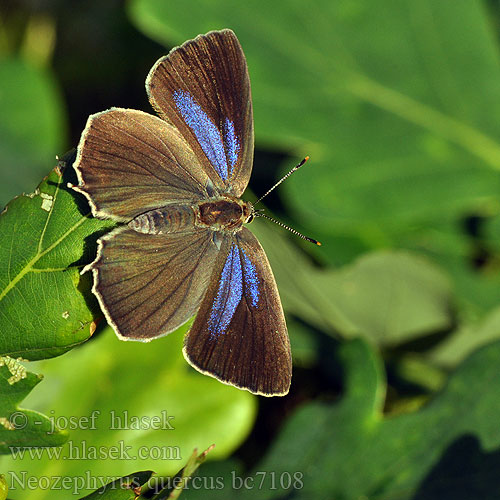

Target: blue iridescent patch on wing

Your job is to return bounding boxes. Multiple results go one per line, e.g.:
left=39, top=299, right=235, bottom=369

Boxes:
left=172, top=90, right=239, bottom=181
left=208, top=244, right=243, bottom=337
left=241, top=249, right=259, bottom=307
left=224, top=118, right=240, bottom=175
left=208, top=244, right=261, bottom=338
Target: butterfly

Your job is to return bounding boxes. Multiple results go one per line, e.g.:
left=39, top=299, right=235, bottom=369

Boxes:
left=73, top=29, right=296, bottom=396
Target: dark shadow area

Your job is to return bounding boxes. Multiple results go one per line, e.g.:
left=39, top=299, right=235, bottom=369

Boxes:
left=70, top=230, right=117, bottom=325
left=70, top=226, right=113, bottom=268
left=462, top=214, right=492, bottom=269
left=386, top=322, right=458, bottom=356
left=46, top=148, right=89, bottom=217
left=413, top=434, right=500, bottom=500
left=250, top=148, right=289, bottom=212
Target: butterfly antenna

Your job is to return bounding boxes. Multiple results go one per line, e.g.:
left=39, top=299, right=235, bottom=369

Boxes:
left=254, top=156, right=310, bottom=206
left=254, top=212, right=321, bottom=246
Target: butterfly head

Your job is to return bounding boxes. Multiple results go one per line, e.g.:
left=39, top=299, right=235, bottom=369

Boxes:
left=242, top=200, right=254, bottom=224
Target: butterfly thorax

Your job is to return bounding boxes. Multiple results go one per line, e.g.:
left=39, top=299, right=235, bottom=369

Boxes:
left=195, top=196, right=253, bottom=232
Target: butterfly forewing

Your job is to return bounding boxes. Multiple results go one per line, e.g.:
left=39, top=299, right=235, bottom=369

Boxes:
left=146, top=29, right=254, bottom=197
left=74, top=109, right=211, bottom=220
left=183, top=228, right=292, bottom=396
left=89, top=226, right=219, bottom=340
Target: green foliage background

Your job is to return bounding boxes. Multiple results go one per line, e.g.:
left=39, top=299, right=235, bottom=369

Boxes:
left=2, top=0, right=500, bottom=498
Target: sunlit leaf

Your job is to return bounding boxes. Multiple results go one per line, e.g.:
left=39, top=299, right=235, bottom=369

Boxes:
left=0, top=155, right=112, bottom=360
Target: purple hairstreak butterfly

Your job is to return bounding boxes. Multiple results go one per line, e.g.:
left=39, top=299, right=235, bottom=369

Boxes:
left=72, top=29, right=318, bottom=396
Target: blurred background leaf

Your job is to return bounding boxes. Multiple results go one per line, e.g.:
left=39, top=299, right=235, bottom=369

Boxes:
left=254, top=221, right=455, bottom=344
left=0, top=11, right=66, bottom=208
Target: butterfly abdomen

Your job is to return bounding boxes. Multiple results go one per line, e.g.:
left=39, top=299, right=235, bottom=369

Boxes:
left=195, top=196, right=253, bottom=231
left=128, top=205, right=195, bottom=234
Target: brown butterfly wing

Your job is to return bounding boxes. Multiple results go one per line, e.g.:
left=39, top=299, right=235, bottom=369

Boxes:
left=74, top=108, right=210, bottom=221
left=88, top=226, right=218, bottom=340
left=183, top=228, right=292, bottom=396
left=146, top=29, right=254, bottom=197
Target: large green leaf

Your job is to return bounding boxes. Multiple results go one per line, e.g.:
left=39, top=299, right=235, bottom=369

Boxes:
left=326, top=250, right=453, bottom=343
left=186, top=338, right=500, bottom=499
left=0, top=325, right=256, bottom=499
left=128, top=0, right=500, bottom=314
left=0, top=57, right=66, bottom=208
left=0, top=357, right=67, bottom=455
left=0, top=155, right=112, bottom=360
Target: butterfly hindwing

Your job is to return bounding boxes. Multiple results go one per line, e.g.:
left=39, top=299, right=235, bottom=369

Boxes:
left=183, top=228, right=292, bottom=396
left=146, top=29, right=254, bottom=197
left=88, top=226, right=219, bottom=340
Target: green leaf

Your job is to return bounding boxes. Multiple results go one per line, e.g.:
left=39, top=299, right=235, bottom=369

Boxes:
left=325, top=250, right=454, bottom=343
left=429, top=305, right=500, bottom=367
left=1, top=325, right=256, bottom=499
left=0, top=57, right=66, bottom=208
left=253, top=219, right=454, bottom=344
left=189, top=338, right=500, bottom=499
left=80, top=470, right=154, bottom=499
left=0, top=357, right=67, bottom=455
left=0, top=154, right=113, bottom=360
